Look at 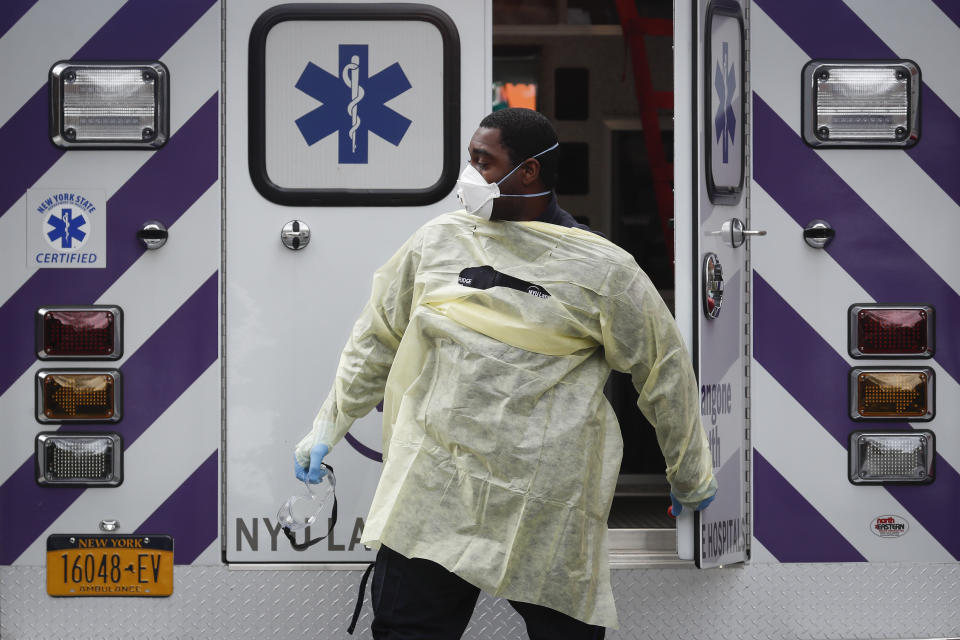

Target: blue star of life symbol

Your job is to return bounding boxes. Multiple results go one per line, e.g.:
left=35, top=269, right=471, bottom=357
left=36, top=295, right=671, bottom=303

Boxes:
left=714, top=41, right=737, bottom=164
left=295, top=44, right=413, bottom=164
left=46, top=208, right=87, bottom=249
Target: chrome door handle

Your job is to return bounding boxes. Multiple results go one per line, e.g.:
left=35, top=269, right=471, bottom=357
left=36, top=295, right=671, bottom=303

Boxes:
left=715, top=218, right=766, bottom=248
left=803, top=219, right=835, bottom=249
left=281, top=220, right=311, bottom=250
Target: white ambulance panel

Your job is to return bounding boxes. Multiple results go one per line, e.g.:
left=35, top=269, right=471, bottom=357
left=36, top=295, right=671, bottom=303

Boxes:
left=225, top=0, right=490, bottom=562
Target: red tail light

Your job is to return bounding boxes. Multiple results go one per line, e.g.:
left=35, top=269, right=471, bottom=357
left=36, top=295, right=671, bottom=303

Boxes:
left=36, top=306, right=122, bottom=359
left=849, top=305, right=933, bottom=358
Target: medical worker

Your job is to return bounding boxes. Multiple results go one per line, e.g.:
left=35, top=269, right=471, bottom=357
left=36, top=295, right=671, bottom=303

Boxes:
left=294, top=108, right=717, bottom=638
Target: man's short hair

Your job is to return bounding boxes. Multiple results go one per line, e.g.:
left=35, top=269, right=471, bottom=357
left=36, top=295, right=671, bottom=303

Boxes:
left=479, top=108, right=559, bottom=189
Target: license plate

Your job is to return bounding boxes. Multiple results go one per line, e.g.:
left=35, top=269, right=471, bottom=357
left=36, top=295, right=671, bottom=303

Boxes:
left=46, top=534, right=173, bottom=596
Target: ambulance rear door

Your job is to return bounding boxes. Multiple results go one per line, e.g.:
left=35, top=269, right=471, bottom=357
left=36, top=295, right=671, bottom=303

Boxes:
left=224, top=0, right=490, bottom=562
left=677, top=0, right=752, bottom=568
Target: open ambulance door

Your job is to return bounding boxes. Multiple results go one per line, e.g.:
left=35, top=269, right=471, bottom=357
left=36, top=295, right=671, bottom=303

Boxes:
left=676, top=0, right=752, bottom=568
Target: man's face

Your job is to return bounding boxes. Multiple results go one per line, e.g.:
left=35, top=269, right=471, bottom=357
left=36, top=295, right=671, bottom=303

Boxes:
left=467, top=127, right=527, bottom=219
left=467, top=127, right=512, bottom=184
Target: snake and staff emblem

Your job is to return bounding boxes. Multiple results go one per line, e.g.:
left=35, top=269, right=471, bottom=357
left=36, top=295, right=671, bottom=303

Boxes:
left=714, top=41, right=737, bottom=164
left=295, top=44, right=413, bottom=164
left=341, top=54, right=365, bottom=154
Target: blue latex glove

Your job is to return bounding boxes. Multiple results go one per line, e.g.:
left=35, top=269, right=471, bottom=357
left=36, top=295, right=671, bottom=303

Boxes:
left=294, top=443, right=329, bottom=483
left=669, top=490, right=716, bottom=517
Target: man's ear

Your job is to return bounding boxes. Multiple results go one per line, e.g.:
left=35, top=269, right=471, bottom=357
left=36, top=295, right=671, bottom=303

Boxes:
left=522, top=158, right=542, bottom=186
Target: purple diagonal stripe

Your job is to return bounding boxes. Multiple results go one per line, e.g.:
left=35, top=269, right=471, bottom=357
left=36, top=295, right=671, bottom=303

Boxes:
left=753, top=0, right=960, bottom=209
left=0, top=93, right=217, bottom=397
left=752, top=94, right=960, bottom=385
left=753, top=450, right=865, bottom=562
left=0, top=0, right=39, bottom=40
left=73, top=0, right=215, bottom=60
left=753, top=271, right=960, bottom=560
left=753, top=0, right=890, bottom=57
left=753, top=269, right=907, bottom=441
left=932, top=0, right=960, bottom=30
left=0, top=273, right=217, bottom=564
left=906, top=86, right=960, bottom=205
left=0, top=93, right=62, bottom=217
left=135, top=451, right=218, bottom=565
left=60, top=273, right=219, bottom=445
left=0, top=0, right=217, bottom=223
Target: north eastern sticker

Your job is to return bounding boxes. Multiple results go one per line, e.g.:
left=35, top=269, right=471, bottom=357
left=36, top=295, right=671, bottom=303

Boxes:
left=871, top=514, right=909, bottom=538
left=27, top=189, right=106, bottom=269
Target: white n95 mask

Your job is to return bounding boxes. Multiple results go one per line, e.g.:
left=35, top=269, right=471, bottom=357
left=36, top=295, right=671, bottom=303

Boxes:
left=456, top=164, right=499, bottom=219
left=456, top=142, right=559, bottom=220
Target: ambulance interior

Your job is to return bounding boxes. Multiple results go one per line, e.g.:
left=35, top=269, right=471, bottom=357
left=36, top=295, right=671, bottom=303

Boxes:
left=493, top=0, right=679, bottom=545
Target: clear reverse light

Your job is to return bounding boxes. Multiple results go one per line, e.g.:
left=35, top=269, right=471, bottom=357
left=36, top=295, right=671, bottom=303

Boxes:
left=49, top=61, right=169, bottom=148
left=36, top=433, right=123, bottom=487
left=802, top=60, right=920, bottom=148
left=849, top=430, right=934, bottom=485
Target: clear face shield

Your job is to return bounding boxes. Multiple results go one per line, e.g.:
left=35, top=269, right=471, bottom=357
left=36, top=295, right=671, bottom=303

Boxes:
left=277, top=463, right=338, bottom=550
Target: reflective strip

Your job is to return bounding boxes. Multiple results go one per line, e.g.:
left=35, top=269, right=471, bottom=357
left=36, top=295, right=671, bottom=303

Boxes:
left=0, top=95, right=218, bottom=398
left=0, top=273, right=217, bottom=564
left=752, top=94, right=960, bottom=387
left=753, top=450, right=866, bottom=562
left=749, top=183, right=960, bottom=474
left=0, top=3, right=221, bottom=306
left=931, top=0, right=960, bottom=30
left=0, top=184, right=219, bottom=485
left=0, top=0, right=217, bottom=223
left=753, top=363, right=953, bottom=562
left=0, top=0, right=39, bottom=41
left=135, top=451, right=218, bottom=565
left=0, top=1, right=219, bottom=567
left=753, top=0, right=960, bottom=210
left=17, top=365, right=218, bottom=564
left=0, top=1, right=126, bottom=125
left=750, top=4, right=960, bottom=298
left=753, top=272, right=960, bottom=560
left=845, top=0, right=960, bottom=121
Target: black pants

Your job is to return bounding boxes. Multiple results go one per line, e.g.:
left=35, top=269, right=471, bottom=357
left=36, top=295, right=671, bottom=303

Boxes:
left=370, top=545, right=606, bottom=640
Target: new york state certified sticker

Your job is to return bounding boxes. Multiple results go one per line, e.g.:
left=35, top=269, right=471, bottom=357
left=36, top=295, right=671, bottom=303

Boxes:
left=27, top=189, right=106, bottom=269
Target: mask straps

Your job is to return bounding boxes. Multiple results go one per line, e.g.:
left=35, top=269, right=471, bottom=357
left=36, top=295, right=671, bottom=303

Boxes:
left=282, top=463, right=338, bottom=551
left=496, top=142, right=559, bottom=198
